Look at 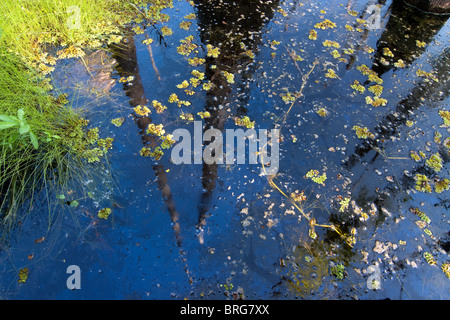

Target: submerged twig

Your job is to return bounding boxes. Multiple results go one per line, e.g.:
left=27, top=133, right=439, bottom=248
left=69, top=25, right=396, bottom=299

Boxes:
left=147, top=42, right=161, bottom=81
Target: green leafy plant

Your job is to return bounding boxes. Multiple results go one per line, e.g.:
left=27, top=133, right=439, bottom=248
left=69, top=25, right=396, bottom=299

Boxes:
left=0, top=108, right=39, bottom=149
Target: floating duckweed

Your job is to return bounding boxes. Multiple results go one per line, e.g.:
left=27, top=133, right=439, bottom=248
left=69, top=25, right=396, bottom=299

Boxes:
left=188, top=57, right=205, bottom=66
left=368, top=85, right=383, bottom=97
left=364, top=46, right=375, bottom=54
left=132, top=26, right=144, bottom=35
left=357, top=64, right=383, bottom=84
left=308, top=228, right=317, bottom=240
left=160, top=26, right=173, bottom=36
left=331, top=50, right=341, bottom=59
left=317, top=108, right=328, bottom=117
left=438, top=110, right=450, bottom=126
left=197, top=111, right=211, bottom=119
left=406, top=120, right=414, bottom=127
left=184, top=13, right=196, bottom=20
left=244, top=49, right=255, bottom=59
left=424, top=252, right=437, bottom=266
left=410, top=151, right=421, bottom=162
left=356, top=18, right=367, bottom=25
left=97, top=208, right=112, bottom=220
left=271, top=52, right=277, bottom=58
left=97, top=137, right=114, bottom=151
left=322, top=40, right=340, bottom=48
left=293, top=54, right=304, bottom=61
left=119, top=75, right=134, bottom=83
left=425, top=153, right=443, bottom=172
left=350, top=80, right=365, bottom=93
left=270, top=40, right=281, bottom=48
left=416, top=40, right=426, bottom=48
left=305, top=169, right=327, bottom=185
left=343, top=48, right=354, bottom=55
left=442, top=263, right=450, bottom=279
left=179, top=21, right=192, bottom=30
left=168, top=93, right=179, bottom=104
left=382, top=47, right=394, bottom=57
left=235, top=116, right=255, bottom=129
left=365, top=96, right=387, bottom=107
left=339, top=197, right=351, bottom=212
left=434, top=131, right=442, bottom=144
left=18, top=268, right=29, bottom=283
left=140, top=146, right=164, bottom=160
left=134, top=105, right=151, bottom=117
left=160, top=134, right=176, bottom=149
left=277, top=8, right=288, bottom=17
left=206, top=44, right=220, bottom=58
left=191, top=69, right=205, bottom=80
left=142, top=38, right=153, bottom=45
left=325, top=69, right=338, bottom=79
left=221, top=71, right=235, bottom=84
left=314, top=19, right=337, bottom=29
left=280, top=92, right=296, bottom=104
left=177, top=80, right=190, bottom=89
left=177, top=36, right=197, bottom=56
left=202, top=81, right=213, bottom=91
left=152, top=100, right=167, bottom=113
left=444, top=137, right=450, bottom=149
left=180, top=113, right=194, bottom=121
left=415, top=174, right=432, bottom=193
left=308, top=29, right=318, bottom=40
left=189, top=77, right=201, bottom=87
left=111, top=117, right=125, bottom=127
left=347, top=10, right=358, bottom=16
left=146, top=123, right=165, bottom=136
left=344, top=24, right=354, bottom=31
left=330, top=263, right=345, bottom=280
left=352, top=125, right=375, bottom=139
left=416, top=69, right=438, bottom=82
left=394, top=59, right=406, bottom=68
left=56, top=46, right=85, bottom=59
left=410, top=207, right=431, bottom=224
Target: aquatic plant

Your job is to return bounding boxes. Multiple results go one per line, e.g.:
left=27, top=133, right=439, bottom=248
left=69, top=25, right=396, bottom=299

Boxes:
left=134, top=105, right=151, bottom=117
left=305, top=169, right=327, bottom=186
left=424, top=252, right=437, bottom=266
left=425, top=153, right=443, bottom=172
left=314, top=19, right=337, bottom=29
left=234, top=116, right=255, bottom=129
left=146, top=123, right=165, bottom=137
left=97, top=207, right=112, bottom=220
left=0, top=49, right=112, bottom=234
left=352, top=125, right=375, bottom=139
left=111, top=117, right=125, bottom=127
left=206, top=44, right=220, bottom=58
left=439, top=110, right=450, bottom=126
left=350, top=80, right=365, bottom=94
left=308, top=30, right=318, bottom=40
left=330, top=263, right=345, bottom=280
left=0, top=0, right=174, bottom=69
left=415, top=174, right=432, bottom=193
left=435, top=179, right=449, bottom=194
left=177, top=36, right=197, bottom=56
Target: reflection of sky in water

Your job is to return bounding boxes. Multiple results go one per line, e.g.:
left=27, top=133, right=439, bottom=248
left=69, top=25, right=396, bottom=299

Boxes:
left=0, top=0, right=449, bottom=299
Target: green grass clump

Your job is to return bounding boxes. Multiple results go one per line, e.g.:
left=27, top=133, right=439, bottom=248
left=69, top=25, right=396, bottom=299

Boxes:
left=0, top=48, right=111, bottom=237
left=0, top=0, right=173, bottom=69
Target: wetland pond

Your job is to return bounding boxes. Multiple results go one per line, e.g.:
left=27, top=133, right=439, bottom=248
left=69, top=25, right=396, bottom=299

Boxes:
left=1, top=0, right=449, bottom=300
